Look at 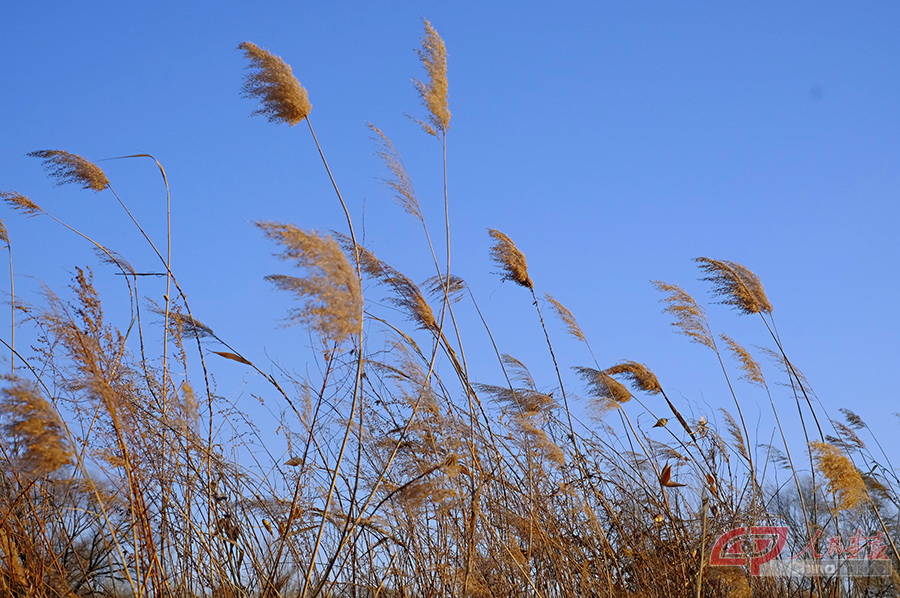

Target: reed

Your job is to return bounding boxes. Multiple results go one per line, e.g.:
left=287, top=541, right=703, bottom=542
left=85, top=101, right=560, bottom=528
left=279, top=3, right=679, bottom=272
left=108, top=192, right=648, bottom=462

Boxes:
left=0, top=19, right=896, bottom=598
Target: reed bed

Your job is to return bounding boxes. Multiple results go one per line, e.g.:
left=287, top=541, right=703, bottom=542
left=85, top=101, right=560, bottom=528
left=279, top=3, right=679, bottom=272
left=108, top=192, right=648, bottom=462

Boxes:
left=0, top=21, right=897, bottom=598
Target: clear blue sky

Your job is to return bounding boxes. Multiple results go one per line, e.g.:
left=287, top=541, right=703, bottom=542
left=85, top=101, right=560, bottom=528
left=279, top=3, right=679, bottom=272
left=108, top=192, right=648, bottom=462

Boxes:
left=2, top=3, right=898, bottom=457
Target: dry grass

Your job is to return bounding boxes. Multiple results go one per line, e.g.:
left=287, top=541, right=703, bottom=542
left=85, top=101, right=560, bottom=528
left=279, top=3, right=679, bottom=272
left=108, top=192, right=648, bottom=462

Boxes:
left=0, top=19, right=897, bottom=598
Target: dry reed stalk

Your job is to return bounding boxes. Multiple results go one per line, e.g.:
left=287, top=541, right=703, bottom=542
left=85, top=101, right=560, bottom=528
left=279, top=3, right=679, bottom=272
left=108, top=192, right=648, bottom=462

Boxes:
left=0, top=220, right=13, bottom=375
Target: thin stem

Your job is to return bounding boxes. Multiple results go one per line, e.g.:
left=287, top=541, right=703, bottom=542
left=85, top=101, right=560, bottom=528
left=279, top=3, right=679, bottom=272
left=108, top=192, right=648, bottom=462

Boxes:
left=301, top=117, right=366, bottom=597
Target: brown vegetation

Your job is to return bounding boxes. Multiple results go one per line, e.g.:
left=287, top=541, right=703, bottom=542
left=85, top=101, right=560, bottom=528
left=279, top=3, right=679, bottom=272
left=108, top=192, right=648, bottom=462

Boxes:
left=0, top=19, right=897, bottom=598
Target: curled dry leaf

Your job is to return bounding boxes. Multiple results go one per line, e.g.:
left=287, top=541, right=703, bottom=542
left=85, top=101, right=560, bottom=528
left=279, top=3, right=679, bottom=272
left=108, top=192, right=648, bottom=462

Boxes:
left=212, top=351, right=253, bottom=366
left=659, top=463, right=686, bottom=488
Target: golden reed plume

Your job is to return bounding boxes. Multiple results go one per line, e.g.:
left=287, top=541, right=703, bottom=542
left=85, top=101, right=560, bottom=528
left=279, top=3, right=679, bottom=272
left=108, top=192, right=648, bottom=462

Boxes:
left=720, top=333, right=766, bottom=387
left=414, top=20, right=450, bottom=135
left=651, top=281, right=714, bottom=349
left=810, top=441, right=869, bottom=510
left=238, top=42, right=312, bottom=126
left=545, top=294, right=586, bottom=342
left=28, top=150, right=109, bottom=191
left=603, top=361, right=662, bottom=394
left=1, top=380, right=73, bottom=477
left=258, top=222, right=361, bottom=343
left=0, top=191, right=43, bottom=217
left=695, top=257, right=772, bottom=314
left=489, top=229, right=533, bottom=289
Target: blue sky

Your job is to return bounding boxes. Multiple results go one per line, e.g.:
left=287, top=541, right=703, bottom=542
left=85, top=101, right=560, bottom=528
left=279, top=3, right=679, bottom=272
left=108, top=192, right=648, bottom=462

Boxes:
left=2, top=3, right=898, bottom=460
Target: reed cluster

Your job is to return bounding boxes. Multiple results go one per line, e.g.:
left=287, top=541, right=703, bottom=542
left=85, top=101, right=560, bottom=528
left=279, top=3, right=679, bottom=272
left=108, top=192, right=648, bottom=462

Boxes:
left=0, top=20, right=896, bottom=598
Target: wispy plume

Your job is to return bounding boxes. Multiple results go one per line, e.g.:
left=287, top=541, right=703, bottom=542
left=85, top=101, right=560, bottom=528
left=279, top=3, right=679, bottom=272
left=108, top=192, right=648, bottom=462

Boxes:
left=810, top=441, right=869, bottom=510
left=28, top=150, right=109, bottom=191
left=695, top=257, right=772, bottom=315
left=721, top=334, right=766, bottom=387
left=414, top=20, right=450, bottom=135
left=575, top=366, right=633, bottom=407
left=489, top=229, right=533, bottom=289
left=258, top=222, right=361, bottom=343
left=651, top=281, right=714, bottom=349
left=545, top=294, right=586, bottom=342
left=1, top=380, right=73, bottom=477
left=0, top=191, right=43, bottom=217
left=603, top=361, right=662, bottom=394
left=239, top=42, right=312, bottom=126
left=369, top=124, right=421, bottom=219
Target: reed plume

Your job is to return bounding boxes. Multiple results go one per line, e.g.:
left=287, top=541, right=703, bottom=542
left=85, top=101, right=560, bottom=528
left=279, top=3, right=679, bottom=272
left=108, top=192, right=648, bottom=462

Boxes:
left=370, top=124, right=421, bottom=219
left=545, top=294, right=586, bottom=342
left=238, top=42, right=312, bottom=126
left=166, top=310, right=215, bottom=339
left=414, top=20, right=451, bottom=135
left=1, top=380, right=73, bottom=477
left=720, top=334, right=766, bottom=387
left=603, top=361, right=662, bottom=394
left=488, top=229, right=533, bottom=288
left=575, top=366, right=633, bottom=406
left=651, top=281, right=714, bottom=349
left=28, top=150, right=109, bottom=191
left=809, top=441, right=869, bottom=510
left=258, top=222, right=361, bottom=343
left=334, top=234, right=437, bottom=329
left=424, top=273, right=466, bottom=304
left=695, top=257, right=772, bottom=314
left=0, top=191, right=43, bottom=217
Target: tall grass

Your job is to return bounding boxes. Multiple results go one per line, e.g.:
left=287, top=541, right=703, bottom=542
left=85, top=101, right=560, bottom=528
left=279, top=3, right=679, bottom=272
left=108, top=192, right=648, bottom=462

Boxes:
left=0, top=20, right=897, bottom=598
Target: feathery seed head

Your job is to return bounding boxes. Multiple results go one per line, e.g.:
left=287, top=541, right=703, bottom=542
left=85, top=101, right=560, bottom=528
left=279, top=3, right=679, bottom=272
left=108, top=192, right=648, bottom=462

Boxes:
left=239, top=42, right=312, bottom=126
left=603, top=361, right=662, bottom=394
left=840, top=408, right=865, bottom=430
left=258, top=222, right=362, bottom=343
left=28, top=150, right=109, bottom=191
left=545, top=294, right=586, bottom=342
left=0, top=219, right=8, bottom=246
left=169, top=311, right=215, bottom=339
left=651, top=281, right=714, bottom=349
left=424, top=274, right=467, bottom=304
left=332, top=234, right=436, bottom=329
left=575, top=366, right=634, bottom=406
left=0, top=191, right=43, bottom=217
left=810, top=441, right=869, bottom=510
left=489, top=229, right=533, bottom=288
left=383, top=272, right=437, bottom=330
left=369, top=124, right=422, bottom=219
left=721, top=334, right=766, bottom=387
left=695, top=257, right=772, bottom=314
left=414, top=20, right=450, bottom=135
left=1, top=380, right=73, bottom=477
